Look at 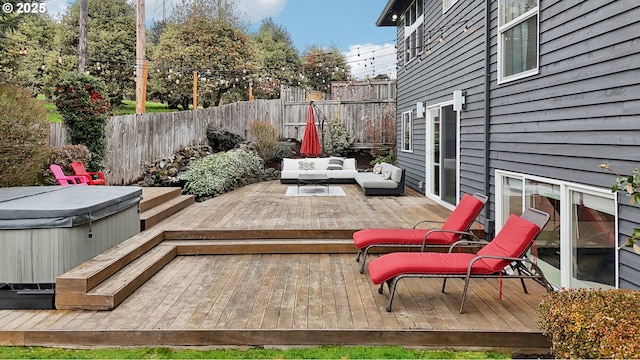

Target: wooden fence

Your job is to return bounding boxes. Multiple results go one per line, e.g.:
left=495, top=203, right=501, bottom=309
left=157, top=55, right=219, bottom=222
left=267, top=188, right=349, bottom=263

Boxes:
left=50, top=98, right=396, bottom=185
left=330, top=80, right=397, bottom=101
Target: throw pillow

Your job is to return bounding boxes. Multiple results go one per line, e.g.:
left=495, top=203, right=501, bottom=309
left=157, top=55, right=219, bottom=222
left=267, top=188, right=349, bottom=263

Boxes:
left=298, top=161, right=315, bottom=171
left=326, top=157, right=344, bottom=170
left=382, top=169, right=392, bottom=180
left=373, top=163, right=382, bottom=174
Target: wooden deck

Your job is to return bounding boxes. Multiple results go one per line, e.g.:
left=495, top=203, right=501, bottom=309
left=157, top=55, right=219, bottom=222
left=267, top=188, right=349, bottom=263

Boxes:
left=0, top=181, right=551, bottom=353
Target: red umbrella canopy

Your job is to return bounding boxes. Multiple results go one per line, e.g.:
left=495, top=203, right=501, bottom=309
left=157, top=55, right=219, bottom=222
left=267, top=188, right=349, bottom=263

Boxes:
left=300, top=104, right=321, bottom=157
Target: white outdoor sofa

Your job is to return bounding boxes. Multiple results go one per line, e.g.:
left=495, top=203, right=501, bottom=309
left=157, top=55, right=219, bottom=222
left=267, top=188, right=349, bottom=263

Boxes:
left=280, top=157, right=358, bottom=184
left=280, top=158, right=405, bottom=196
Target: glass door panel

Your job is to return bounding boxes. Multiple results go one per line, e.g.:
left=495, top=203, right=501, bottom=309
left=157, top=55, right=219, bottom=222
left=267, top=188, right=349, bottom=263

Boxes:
left=569, top=190, right=615, bottom=288
left=430, top=108, right=440, bottom=196
left=526, top=180, right=561, bottom=287
left=440, top=105, right=457, bottom=205
left=501, top=176, right=523, bottom=224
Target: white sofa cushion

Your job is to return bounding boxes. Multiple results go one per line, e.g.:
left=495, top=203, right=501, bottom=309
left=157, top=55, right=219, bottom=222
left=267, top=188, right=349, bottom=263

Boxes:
left=354, top=172, right=399, bottom=189
left=281, top=158, right=357, bottom=180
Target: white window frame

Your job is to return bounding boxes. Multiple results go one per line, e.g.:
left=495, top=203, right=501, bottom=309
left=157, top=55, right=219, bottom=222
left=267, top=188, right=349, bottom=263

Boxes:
left=443, top=0, right=458, bottom=13
left=497, top=1, right=540, bottom=84
left=404, top=0, right=424, bottom=63
left=495, top=170, right=618, bottom=289
left=424, top=100, right=459, bottom=208
left=401, top=110, right=413, bottom=153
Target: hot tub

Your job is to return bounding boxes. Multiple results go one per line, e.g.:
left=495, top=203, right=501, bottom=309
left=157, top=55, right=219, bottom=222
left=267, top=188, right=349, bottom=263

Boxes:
left=0, top=186, right=142, bottom=285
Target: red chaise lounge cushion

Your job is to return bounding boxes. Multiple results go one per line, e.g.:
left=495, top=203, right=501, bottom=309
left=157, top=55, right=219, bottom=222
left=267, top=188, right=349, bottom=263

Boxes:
left=353, top=193, right=485, bottom=248
left=368, top=214, right=541, bottom=285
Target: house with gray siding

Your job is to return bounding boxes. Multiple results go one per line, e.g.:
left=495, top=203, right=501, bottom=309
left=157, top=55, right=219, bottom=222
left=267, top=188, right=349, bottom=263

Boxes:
left=377, top=0, right=640, bottom=290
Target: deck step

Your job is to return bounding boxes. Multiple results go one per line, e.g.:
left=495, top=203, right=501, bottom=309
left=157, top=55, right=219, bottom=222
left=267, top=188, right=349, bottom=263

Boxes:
left=56, top=243, right=177, bottom=310
left=140, top=187, right=183, bottom=212
left=140, top=194, right=195, bottom=230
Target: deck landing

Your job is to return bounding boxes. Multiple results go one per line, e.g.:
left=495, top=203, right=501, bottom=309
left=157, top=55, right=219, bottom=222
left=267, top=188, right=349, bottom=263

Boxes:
left=0, top=182, right=551, bottom=353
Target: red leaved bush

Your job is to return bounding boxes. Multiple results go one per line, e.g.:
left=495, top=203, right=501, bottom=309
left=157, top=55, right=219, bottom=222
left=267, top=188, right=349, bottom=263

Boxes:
left=538, top=288, right=640, bottom=359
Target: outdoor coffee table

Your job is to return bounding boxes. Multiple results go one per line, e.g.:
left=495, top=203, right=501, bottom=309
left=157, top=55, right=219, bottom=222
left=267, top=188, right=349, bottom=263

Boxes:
left=297, top=173, right=329, bottom=194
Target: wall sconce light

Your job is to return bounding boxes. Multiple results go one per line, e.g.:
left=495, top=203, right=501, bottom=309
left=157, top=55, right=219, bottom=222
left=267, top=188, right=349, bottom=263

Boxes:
left=392, top=14, right=398, bottom=22
left=453, top=90, right=466, bottom=111
left=416, top=101, right=425, bottom=118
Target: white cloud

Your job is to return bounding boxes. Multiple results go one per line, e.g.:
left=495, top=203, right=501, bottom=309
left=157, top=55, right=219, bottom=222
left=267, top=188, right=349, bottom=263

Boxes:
left=343, top=43, right=397, bottom=80
left=233, top=0, right=286, bottom=24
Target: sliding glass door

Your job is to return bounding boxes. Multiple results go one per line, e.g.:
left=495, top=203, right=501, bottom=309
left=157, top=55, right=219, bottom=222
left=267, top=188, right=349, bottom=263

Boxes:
left=426, top=104, right=458, bottom=205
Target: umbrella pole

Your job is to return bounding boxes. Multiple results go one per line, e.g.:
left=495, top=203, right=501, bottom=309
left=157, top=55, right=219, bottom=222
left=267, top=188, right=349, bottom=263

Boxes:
left=313, top=102, right=328, bottom=155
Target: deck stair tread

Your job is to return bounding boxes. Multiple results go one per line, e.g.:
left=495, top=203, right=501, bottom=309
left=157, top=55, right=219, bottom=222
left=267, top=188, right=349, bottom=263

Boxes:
left=87, top=243, right=176, bottom=296
left=56, top=229, right=165, bottom=292
left=140, top=194, right=195, bottom=230
left=139, top=187, right=182, bottom=212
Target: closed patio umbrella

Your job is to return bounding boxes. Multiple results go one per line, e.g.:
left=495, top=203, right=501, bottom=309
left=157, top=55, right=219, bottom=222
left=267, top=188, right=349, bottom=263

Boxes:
left=300, top=102, right=321, bottom=157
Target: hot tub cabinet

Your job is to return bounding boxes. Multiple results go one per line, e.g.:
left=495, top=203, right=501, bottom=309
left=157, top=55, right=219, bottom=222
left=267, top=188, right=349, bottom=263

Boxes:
left=0, top=186, right=142, bottom=286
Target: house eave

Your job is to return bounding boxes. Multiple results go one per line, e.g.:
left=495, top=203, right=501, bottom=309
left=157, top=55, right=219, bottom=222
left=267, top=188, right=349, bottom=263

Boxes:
left=376, top=0, right=413, bottom=27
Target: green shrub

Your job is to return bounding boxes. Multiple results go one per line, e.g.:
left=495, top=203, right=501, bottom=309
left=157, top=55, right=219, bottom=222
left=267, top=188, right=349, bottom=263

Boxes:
left=370, top=152, right=395, bottom=166
left=247, top=120, right=279, bottom=162
left=273, top=141, right=296, bottom=161
left=44, top=145, right=91, bottom=185
left=538, top=288, right=640, bottom=359
left=179, top=148, right=264, bottom=200
left=205, top=127, right=244, bottom=152
left=54, top=72, right=109, bottom=171
left=322, top=116, right=351, bottom=156
left=0, top=84, right=51, bottom=187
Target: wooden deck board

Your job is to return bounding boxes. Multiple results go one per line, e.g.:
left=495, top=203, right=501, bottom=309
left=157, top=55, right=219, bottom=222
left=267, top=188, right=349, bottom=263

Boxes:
left=0, top=181, right=551, bottom=351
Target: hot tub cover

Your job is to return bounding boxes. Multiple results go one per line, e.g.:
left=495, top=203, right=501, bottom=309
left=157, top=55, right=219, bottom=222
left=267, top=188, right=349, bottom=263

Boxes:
left=0, top=186, right=142, bottom=229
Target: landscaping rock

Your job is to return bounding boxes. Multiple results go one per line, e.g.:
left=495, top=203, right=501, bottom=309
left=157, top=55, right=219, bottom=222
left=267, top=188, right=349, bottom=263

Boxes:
left=137, top=145, right=214, bottom=187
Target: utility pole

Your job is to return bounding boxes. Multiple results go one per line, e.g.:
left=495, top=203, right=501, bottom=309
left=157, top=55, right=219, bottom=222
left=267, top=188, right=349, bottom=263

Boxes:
left=192, top=71, right=197, bottom=110
left=78, top=0, right=88, bottom=72
left=135, top=0, right=146, bottom=114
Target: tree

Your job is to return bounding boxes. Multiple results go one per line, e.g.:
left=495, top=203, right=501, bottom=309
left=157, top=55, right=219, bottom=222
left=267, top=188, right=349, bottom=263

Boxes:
left=55, top=0, right=136, bottom=107
left=54, top=72, right=109, bottom=171
left=0, top=13, right=57, bottom=96
left=251, top=18, right=301, bottom=99
left=301, top=45, right=351, bottom=92
left=149, top=17, right=254, bottom=109
left=169, top=0, right=247, bottom=29
left=0, top=0, right=21, bottom=53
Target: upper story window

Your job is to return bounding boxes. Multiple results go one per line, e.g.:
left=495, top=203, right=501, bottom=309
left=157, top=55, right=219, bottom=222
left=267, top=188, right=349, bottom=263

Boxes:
left=498, top=0, right=539, bottom=83
left=404, top=1, right=424, bottom=63
left=443, top=0, right=459, bottom=13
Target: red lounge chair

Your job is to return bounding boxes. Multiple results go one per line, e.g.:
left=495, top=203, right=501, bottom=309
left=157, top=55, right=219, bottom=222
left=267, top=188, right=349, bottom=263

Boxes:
left=368, top=208, right=554, bottom=313
left=71, top=161, right=106, bottom=185
left=353, top=193, right=488, bottom=274
left=50, top=164, right=88, bottom=186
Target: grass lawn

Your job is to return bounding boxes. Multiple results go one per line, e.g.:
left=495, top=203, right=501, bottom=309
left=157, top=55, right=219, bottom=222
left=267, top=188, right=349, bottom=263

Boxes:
left=41, top=97, right=178, bottom=122
left=0, top=346, right=510, bottom=359
left=115, top=99, right=179, bottom=115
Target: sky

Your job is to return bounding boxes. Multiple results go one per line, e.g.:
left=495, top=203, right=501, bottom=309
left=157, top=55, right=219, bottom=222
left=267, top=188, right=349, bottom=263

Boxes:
left=45, top=0, right=398, bottom=80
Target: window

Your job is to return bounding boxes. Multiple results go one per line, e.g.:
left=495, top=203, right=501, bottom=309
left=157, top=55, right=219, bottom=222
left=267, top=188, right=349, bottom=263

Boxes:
left=443, top=0, right=458, bottom=13
left=401, top=111, right=412, bottom=152
left=404, top=1, right=424, bottom=63
left=496, top=171, right=617, bottom=289
left=498, top=0, right=539, bottom=83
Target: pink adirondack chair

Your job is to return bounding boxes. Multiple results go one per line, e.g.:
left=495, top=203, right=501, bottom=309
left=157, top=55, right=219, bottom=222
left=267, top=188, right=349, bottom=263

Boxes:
left=50, top=164, right=88, bottom=186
